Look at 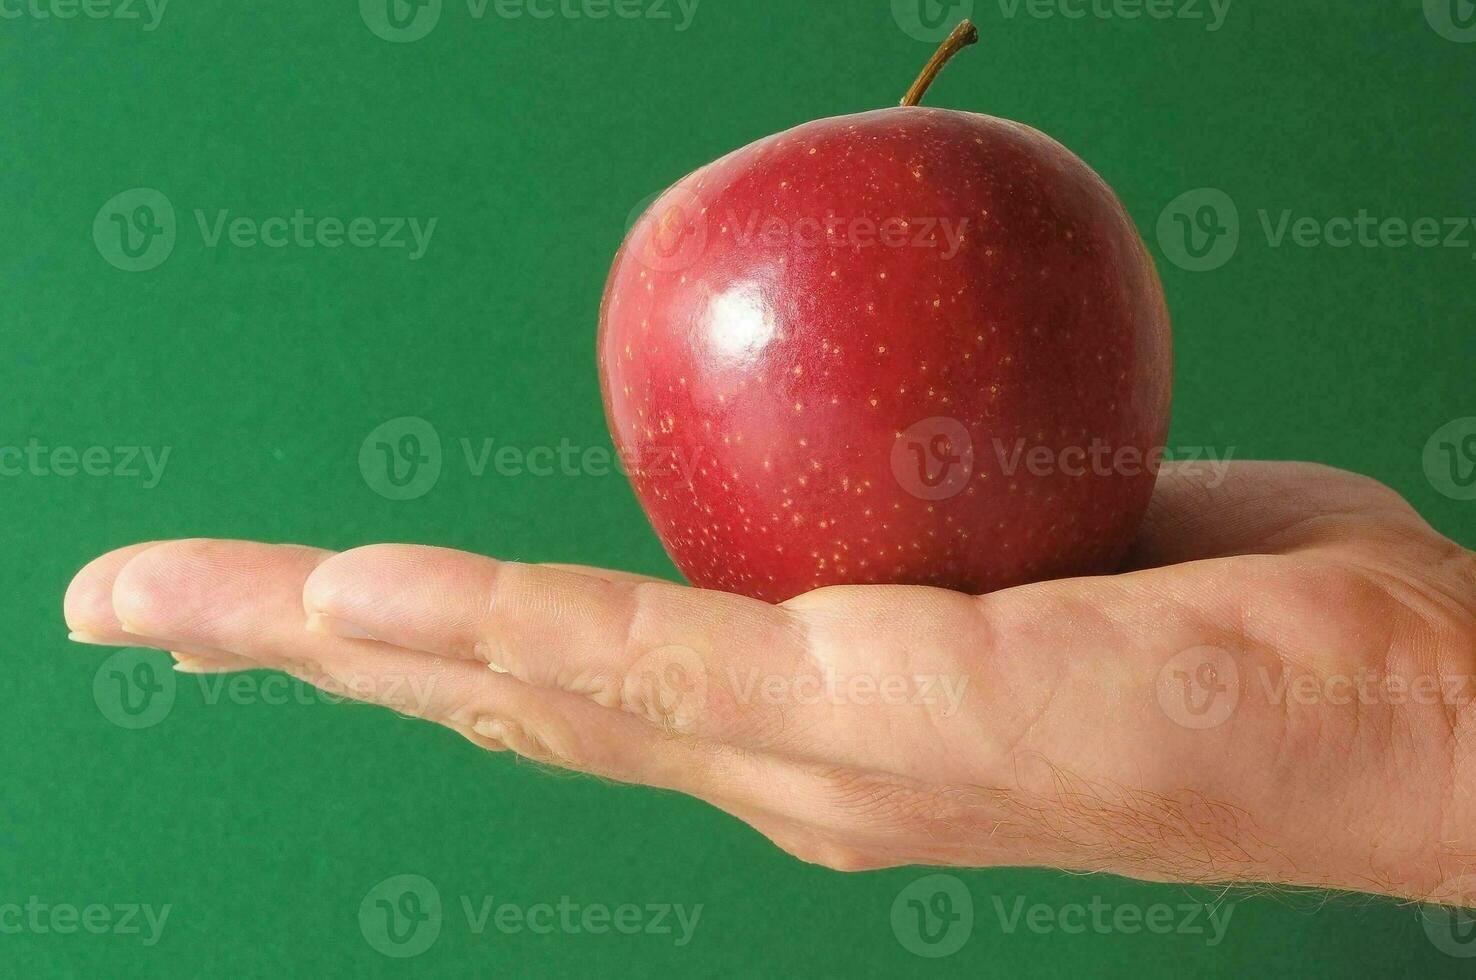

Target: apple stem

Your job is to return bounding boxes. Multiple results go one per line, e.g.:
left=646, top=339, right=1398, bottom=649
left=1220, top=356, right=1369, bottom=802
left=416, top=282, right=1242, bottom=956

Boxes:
left=900, top=19, right=980, bottom=108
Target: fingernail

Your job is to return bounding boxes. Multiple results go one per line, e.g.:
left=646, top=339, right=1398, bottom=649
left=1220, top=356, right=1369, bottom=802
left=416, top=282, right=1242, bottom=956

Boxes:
left=472, top=718, right=508, bottom=745
left=472, top=718, right=512, bottom=751
left=172, top=654, right=235, bottom=675
left=475, top=642, right=509, bottom=673
left=306, top=612, right=377, bottom=641
left=67, top=630, right=111, bottom=646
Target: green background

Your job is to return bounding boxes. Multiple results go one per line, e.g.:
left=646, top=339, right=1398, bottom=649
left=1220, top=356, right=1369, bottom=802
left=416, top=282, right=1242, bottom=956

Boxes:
left=3, top=0, right=1474, bottom=975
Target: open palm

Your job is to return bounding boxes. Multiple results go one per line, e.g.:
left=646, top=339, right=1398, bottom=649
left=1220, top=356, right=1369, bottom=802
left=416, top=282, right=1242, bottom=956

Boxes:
left=64, top=462, right=1476, bottom=903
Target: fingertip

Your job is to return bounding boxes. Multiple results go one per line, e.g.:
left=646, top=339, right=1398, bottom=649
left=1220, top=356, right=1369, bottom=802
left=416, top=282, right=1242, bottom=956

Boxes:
left=114, top=539, right=335, bottom=640
left=63, top=541, right=167, bottom=635
left=301, top=545, right=370, bottom=618
left=109, top=539, right=206, bottom=637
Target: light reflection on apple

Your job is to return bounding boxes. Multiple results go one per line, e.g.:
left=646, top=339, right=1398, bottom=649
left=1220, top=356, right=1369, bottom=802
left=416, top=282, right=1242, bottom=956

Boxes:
left=705, top=284, right=777, bottom=364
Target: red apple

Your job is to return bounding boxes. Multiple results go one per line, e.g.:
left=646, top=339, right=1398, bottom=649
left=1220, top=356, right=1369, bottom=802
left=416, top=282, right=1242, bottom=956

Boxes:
left=599, top=22, right=1171, bottom=603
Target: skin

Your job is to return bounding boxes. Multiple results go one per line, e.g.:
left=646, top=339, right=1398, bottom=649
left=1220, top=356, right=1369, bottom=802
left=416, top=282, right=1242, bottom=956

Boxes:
left=63, top=462, right=1476, bottom=904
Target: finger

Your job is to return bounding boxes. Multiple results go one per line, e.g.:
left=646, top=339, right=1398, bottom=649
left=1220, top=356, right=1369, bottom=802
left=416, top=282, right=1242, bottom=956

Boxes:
left=71, top=542, right=973, bottom=861
left=301, top=544, right=817, bottom=750
left=306, top=544, right=1221, bottom=792
left=64, top=541, right=165, bottom=644
left=284, top=638, right=766, bottom=798
left=99, top=539, right=778, bottom=800
left=108, top=539, right=1140, bottom=862
left=67, top=549, right=260, bottom=674
left=110, top=540, right=334, bottom=659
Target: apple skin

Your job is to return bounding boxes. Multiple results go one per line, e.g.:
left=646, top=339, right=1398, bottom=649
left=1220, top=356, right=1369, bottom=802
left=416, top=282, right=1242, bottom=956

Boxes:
left=599, top=106, right=1171, bottom=603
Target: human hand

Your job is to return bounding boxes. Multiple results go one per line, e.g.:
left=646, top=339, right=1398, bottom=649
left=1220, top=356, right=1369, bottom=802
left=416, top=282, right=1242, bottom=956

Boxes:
left=63, top=462, right=1476, bottom=903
